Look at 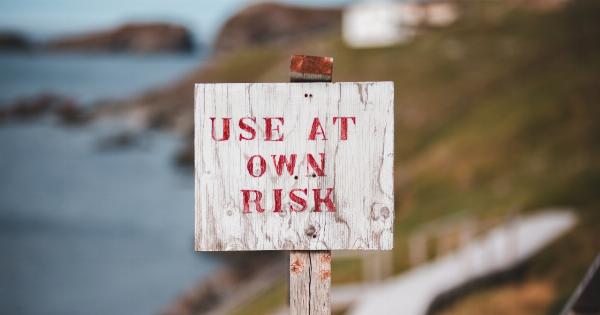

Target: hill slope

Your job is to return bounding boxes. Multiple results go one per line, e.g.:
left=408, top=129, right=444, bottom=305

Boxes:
left=114, top=2, right=600, bottom=314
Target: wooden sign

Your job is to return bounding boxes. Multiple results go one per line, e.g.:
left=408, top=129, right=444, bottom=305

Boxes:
left=194, top=82, right=394, bottom=251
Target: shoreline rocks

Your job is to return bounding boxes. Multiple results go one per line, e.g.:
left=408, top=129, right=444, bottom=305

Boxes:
left=160, top=252, right=286, bottom=315
left=45, top=23, right=195, bottom=54
left=0, top=94, right=89, bottom=125
left=0, top=31, right=30, bottom=51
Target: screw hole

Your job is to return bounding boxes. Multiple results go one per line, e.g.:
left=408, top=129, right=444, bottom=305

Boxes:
left=305, top=225, right=317, bottom=237
left=312, top=174, right=316, bottom=178
left=294, top=175, right=298, bottom=180
left=304, top=93, right=308, bottom=97
left=309, top=94, right=313, bottom=97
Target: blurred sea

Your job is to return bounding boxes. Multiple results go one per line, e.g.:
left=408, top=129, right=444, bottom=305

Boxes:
left=0, top=52, right=203, bottom=105
left=0, top=53, right=216, bottom=315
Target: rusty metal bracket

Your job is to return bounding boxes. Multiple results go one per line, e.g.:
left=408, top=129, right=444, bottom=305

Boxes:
left=290, top=55, right=334, bottom=82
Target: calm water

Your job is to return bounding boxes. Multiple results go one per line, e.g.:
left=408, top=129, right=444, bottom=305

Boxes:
left=0, top=52, right=203, bottom=105
left=0, top=53, right=216, bottom=315
left=0, top=120, right=217, bottom=315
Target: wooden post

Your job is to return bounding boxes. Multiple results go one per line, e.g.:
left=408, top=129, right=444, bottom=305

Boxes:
left=289, top=55, right=333, bottom=315
left=290, top=251, right=331, bottom=314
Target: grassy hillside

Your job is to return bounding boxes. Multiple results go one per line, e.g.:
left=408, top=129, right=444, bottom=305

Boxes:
left=137, top=1, right=600, bottom=314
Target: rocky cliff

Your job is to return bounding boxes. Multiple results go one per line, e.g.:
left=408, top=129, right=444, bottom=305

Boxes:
left=46, top=23, right=194, bottom=53
left=0, top=31, right=30, bottom=51
left=214, top=3, right=341, bottom=52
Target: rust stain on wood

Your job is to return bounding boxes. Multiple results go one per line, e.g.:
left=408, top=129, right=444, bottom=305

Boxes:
left=320, top=253, right=332, bottom=264
left=320, top=269, right=331, bottom=280
left=290, top=258, right=304, bottom=274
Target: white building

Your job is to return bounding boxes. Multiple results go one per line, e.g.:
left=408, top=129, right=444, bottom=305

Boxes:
left=343, top=1, right=457, bottom=48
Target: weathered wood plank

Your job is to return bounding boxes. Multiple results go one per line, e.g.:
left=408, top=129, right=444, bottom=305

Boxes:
left=194, top=82, right=394, bottom=251
left=290, top=251, right=331, bottom=315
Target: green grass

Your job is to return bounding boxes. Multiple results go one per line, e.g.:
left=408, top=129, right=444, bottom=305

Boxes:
left=228, top=281, right=288, bottom=315
left=331, top=257, right=364, bottom=284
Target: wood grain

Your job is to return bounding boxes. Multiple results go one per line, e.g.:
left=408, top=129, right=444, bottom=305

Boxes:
left=290, top=251, right=331, bottom=315
left=194, top=82, right=394, bottom=251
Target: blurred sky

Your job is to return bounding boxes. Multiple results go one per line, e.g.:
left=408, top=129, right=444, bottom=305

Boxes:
left=0, top=0, right=352, bottom=42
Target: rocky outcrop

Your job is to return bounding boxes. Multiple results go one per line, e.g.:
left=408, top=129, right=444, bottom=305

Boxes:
left=46, top=23, right=194, bottom=53
left=0, top=31, right=30, bottom=51
left=0, top=94, right=89, bottom=125
left=214, top=2, right=341, bottom=52
left=160, top=252, right=285, bottom=315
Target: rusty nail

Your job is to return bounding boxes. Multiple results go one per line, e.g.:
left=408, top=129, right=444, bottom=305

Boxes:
left=320, top=269, right=331, bottom=280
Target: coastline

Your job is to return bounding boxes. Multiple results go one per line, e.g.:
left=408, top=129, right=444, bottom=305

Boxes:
left=0, top=51, right=218, bottom=315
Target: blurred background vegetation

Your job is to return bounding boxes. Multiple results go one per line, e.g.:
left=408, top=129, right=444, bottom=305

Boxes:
left=190, top=2, right=599, bottom=314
